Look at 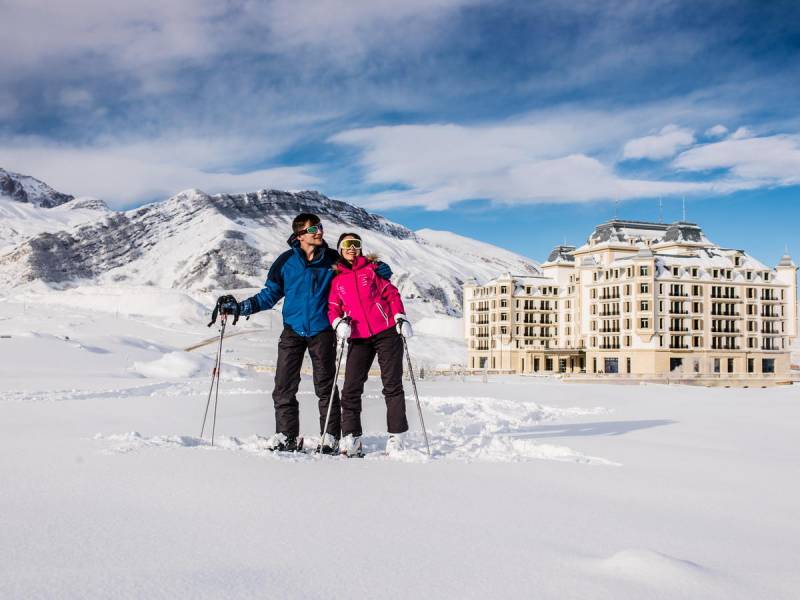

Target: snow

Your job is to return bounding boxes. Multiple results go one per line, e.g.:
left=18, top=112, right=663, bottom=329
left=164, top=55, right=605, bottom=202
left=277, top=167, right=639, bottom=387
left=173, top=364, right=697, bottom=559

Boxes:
left=131, top=351, right=246, bottom=380
left=0, top=195, right=108, bottom=252
left=1, top=288, right=800, bottom=599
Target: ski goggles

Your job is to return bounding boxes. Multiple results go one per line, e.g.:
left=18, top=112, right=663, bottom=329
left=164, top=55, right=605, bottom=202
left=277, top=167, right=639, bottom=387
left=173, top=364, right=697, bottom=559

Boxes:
left=340, top=239, right=362, bottom=250
left=298, top=224, right=323, bottom=235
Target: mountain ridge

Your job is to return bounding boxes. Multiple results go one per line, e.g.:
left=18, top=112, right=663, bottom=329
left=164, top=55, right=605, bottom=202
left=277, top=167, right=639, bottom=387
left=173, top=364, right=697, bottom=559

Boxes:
left=0, top=170, right=540, bottom=314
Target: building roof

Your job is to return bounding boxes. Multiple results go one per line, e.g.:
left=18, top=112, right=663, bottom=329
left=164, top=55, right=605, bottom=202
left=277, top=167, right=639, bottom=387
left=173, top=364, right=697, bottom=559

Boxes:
left=545, top=245, right=576, bottom=264
left=584, top=219, right=712, bottom=248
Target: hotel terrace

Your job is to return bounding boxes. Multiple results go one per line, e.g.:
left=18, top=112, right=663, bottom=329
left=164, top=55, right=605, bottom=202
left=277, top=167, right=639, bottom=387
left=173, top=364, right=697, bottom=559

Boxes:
left=463, top=220, right=797, bottom=382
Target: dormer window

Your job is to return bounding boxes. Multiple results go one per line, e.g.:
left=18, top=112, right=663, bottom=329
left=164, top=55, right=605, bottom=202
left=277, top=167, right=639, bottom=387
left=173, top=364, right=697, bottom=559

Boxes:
left=691, top=267, right=698, bottom=277
left=672, top=266, right=679, bottom=276
left=734, top=256, right=742, bottom=267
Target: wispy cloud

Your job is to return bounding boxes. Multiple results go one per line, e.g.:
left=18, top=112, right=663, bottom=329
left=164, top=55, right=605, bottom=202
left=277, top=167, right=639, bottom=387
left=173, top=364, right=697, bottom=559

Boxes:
left=1, top=0, right=799, bottom=213
left=674, top=134, right=800, bottom=185
left=0, top=136, right=320, bottom=208
left=622, top=125, right=695, bottom=160
left=704, top=124, right=728, bottom=138
left=330, top=106, right=734, bottom=209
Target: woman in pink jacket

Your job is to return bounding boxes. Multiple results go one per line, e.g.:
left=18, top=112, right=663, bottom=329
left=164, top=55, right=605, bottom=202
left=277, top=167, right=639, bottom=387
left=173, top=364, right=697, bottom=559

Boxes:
left=328, top=232, right=413, bottom=457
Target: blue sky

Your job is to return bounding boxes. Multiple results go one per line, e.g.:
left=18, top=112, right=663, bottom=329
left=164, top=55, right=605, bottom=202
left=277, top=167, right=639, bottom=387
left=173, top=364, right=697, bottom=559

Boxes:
left=1, top=0, right=799, bottom=266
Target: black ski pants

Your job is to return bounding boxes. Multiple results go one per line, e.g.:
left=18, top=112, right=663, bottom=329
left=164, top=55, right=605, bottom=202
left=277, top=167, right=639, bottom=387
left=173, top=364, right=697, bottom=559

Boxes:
left=341, top=326, right=408, bottom=437
left=272, top=326, right=341, bottom=438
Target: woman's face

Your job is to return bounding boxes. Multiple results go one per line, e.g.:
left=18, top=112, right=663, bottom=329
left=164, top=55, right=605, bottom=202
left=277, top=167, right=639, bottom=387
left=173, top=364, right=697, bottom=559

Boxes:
left=340, top=236, right=362, bottom=262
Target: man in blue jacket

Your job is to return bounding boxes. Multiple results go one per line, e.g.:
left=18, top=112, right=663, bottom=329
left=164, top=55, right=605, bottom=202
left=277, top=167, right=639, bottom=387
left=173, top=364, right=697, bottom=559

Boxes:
left=215, top=213, right=392, bottom=453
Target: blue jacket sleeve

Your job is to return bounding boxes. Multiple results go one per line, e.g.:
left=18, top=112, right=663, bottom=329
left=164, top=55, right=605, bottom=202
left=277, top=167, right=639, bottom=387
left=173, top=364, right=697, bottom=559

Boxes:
left=240, top=253, right=288, bottom=315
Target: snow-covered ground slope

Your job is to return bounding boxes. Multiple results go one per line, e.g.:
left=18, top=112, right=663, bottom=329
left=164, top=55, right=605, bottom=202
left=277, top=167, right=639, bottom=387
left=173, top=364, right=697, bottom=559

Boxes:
left=1, top=294, right=798, bottom=599
left=0, top=196, right=110, bottom=252
left=0, top=174, right=540, bottom=315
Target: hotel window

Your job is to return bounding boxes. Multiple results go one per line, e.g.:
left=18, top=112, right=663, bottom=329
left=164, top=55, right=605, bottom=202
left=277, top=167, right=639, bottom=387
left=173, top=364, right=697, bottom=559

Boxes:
left=500, top=286, right=507, bottom=294
left=640, top=283, right=649, bottom=293
left=591, top=289, right=597, bottom=299
left=640, top=300, right=649, bottom=310
left=501, top=299, right=508, bottom=307
left=712, top=269, right=719, bottom=278
left=640, top=318, right=649, bottom=328
left=639, top=266, right=649, bottom=276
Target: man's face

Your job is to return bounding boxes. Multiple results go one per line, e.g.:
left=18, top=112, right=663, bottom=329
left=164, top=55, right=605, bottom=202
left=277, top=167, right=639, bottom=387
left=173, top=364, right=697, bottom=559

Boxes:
left=297, top=221, right=324, bottom=247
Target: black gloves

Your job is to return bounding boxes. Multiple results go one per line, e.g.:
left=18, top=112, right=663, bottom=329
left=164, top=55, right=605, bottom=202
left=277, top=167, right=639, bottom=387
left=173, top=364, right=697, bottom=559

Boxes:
left=209, top=294, right=242, bottom=327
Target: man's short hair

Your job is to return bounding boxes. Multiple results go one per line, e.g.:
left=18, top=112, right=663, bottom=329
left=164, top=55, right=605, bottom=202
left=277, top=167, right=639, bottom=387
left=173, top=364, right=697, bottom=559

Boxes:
left=292, top=213, right=321, bottom=235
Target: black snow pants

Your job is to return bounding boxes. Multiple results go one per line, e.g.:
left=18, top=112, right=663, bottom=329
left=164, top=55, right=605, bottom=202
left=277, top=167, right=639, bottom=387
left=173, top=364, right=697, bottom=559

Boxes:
left=272, top=326, right=341, bottom=438
left=340, top=326, right=408, bottom=437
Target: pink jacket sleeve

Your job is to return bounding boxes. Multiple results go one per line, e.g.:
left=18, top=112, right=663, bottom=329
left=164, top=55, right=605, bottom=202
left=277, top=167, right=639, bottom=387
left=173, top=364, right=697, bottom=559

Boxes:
left=328, top=274, right=345, bottom=324
left=377, top=273, right=405, bottom=317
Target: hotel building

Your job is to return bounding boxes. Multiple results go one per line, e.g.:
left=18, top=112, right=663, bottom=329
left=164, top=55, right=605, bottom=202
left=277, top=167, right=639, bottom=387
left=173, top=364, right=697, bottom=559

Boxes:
left=464, top=220, right=797, bottom=380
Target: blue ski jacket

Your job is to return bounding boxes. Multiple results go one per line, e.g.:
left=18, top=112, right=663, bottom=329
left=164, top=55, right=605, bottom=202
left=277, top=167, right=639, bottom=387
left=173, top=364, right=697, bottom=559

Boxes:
left=239, top=235, right=392, bottom=338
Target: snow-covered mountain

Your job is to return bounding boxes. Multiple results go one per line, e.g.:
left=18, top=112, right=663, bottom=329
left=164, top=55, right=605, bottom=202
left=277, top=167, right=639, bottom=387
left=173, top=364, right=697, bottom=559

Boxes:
left=0, top=168, right=74, bottom=207
left=0, top=171, right=540, bottom=314
left=0, top=168, right=110, bottom=252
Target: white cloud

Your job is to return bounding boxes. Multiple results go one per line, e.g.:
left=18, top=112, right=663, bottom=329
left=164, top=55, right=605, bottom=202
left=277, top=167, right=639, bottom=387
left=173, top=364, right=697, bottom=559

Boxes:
left=0, top=93, right=17, bottom=118
left=0, top=136, right=320, bottom=208
left=58, top=88, right=93, bottom=109
left=332, top=114, right=715, bottom=210
left=705, top=124, right=728, bottom=138
left=674, top=134, right=800, bottom=184
left=729, top=126, right=754, bottom=140
left=622, top=125, right=695, bottom=160
left=0, top=0, right=477, bottom=88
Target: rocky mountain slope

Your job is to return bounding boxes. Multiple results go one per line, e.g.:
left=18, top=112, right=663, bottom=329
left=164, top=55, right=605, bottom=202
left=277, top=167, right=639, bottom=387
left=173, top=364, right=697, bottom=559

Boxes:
left=0, top=171, right=540, bottom=314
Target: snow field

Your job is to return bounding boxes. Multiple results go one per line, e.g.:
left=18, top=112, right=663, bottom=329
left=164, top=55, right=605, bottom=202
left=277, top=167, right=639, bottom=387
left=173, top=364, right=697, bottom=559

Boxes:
left=2, top=292, right=800, bottom=599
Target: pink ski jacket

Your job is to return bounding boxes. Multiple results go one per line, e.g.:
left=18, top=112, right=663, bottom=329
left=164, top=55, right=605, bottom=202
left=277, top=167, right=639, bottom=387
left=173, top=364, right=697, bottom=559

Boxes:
left=328, top=255, right=405, bottom=339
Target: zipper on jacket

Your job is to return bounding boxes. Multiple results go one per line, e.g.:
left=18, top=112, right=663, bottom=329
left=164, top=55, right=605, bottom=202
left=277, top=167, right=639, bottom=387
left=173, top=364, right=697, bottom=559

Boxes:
left=352, top=267, right=374, bottom=336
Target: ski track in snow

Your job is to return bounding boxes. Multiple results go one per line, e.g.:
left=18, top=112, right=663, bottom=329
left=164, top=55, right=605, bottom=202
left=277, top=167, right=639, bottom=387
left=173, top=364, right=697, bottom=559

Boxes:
left=91, top=393, right=619, bottom=466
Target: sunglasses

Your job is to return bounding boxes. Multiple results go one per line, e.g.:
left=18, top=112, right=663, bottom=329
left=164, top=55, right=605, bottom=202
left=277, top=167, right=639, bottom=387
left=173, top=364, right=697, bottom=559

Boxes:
left=340, top=239, right=362, bottom=250
left=298, top=224, right=323, bottom=236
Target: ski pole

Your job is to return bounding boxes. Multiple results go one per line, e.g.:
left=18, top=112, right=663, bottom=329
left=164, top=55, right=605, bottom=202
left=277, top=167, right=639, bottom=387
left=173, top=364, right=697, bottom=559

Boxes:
left=401, top=337, right=431, bottom=456
left=200, top=314, right=227, bottom=445
left=319, top=336, right=346, bottom=451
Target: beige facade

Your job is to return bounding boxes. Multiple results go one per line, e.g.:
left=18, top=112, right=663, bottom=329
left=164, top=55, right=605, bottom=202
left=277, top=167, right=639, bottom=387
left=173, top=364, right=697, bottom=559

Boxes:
left=464, top=220, right=797, bottom=380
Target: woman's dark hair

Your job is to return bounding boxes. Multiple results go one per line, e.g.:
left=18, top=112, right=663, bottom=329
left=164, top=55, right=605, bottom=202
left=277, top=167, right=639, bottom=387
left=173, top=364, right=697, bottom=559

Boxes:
left=336, top=232, right=362, bottom=251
